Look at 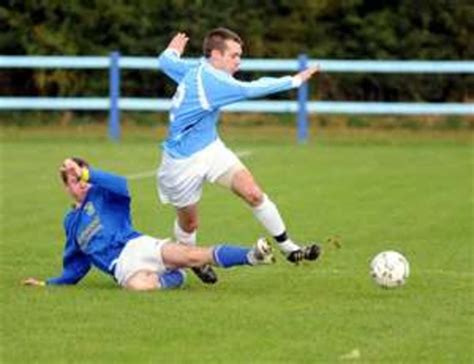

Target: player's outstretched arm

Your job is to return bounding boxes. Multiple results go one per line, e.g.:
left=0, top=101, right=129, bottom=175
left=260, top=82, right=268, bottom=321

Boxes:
left=22, top=277, right=46, bottom=287
left=203, top=62, right=320, bottom=108
left=166, top=32, right=189, bottom=56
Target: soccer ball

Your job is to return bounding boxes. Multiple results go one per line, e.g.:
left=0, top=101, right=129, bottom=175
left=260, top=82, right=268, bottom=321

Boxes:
left=370, top=251, right=410, bottom=288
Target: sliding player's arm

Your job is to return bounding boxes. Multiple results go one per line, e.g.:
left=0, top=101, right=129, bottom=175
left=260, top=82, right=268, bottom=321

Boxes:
left=23, top=233, right=91, bottom=287
left=61, top=158, right=130, bottom=199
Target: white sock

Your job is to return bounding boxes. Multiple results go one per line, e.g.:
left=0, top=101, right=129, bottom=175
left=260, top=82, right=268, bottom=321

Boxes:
left=252, top=194, right=285, bottom=236
left=278, top=239, right=301, bottom=254
left=174, top=219, right=197, bottom=246
left=252, top=195, right=300, bottom=253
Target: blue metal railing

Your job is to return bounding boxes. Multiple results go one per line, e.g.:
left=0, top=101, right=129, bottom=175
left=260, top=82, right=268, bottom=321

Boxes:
left=0, top=54, right=473, bottom=142
left=108, top=51, right=120, bottom=140
left=297, top=54, right=309, bottom=143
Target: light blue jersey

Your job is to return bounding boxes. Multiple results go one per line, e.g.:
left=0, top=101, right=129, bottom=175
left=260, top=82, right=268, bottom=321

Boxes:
left=47, top=169, right=141, bottom=285
left=158, top=49, right=300, bottom=158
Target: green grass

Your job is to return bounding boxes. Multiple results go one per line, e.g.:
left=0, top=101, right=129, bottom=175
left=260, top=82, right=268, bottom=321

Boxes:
left=1, top=127, right=473, bottom=363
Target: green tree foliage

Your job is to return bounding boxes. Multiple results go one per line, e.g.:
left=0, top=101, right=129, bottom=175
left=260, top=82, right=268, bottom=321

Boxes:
left=0, top=0, right=472, bottom=101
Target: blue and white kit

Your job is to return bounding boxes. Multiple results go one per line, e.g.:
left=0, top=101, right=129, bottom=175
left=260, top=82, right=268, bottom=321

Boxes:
left=46, top=168, right=260, bottom=286
left=46, top=168, right=146, bottom=285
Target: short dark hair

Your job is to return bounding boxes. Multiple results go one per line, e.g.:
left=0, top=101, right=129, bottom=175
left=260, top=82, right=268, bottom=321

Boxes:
left=60, top=157, right=89, bottom=184
left=203, top=27, right=243, bottom=58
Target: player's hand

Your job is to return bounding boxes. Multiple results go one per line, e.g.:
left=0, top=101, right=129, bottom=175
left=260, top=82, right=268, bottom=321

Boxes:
left=294, top=65, right=320, bottom=83
left=22, top=277, right=46, bottom=287
left=167, top=32, right=189, bottom=56
left=60, top=158, right=82, bottom=182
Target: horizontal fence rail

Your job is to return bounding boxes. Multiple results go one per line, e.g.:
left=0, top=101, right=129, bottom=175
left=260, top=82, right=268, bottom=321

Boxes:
left=2, top=97, right=472, bottom=115
left=1, top=54, right=473, bottom=141
left=1, top=56, right=474, bottom=73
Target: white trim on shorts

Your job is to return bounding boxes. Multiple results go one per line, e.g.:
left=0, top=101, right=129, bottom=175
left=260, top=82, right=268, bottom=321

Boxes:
left=157, top=138, right=243, bottom=208
left=114, top=235, right=170, bottom=286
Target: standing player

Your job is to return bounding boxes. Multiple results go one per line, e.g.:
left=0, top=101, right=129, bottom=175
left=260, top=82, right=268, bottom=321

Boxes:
left=157, top=28, right=321, bottom=285
left=22, top=158, right=274, bottom=291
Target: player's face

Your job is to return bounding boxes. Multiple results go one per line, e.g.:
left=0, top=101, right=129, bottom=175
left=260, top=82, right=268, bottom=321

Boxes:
left=65, top=175, right=90, bottom=204
left=213, top=40, right=242, bottom=74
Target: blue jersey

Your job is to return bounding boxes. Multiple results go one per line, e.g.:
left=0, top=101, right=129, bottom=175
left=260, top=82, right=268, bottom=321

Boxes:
left=158, top=49, right=301, bottom=158
left=47, top=169, right=141, bottom=285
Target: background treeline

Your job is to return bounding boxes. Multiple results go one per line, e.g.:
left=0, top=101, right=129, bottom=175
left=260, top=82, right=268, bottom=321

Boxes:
left=1, top=0, right=473, bottom=102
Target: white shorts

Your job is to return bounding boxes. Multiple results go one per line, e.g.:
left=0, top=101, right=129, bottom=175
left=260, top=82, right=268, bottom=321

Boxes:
left=114, top=235, right=170, bottom=286
left=157, top=138, right=244, bottom=208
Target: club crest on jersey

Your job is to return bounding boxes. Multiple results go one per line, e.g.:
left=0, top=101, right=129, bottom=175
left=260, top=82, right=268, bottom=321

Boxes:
left=84, top=202, right=95, bottom=216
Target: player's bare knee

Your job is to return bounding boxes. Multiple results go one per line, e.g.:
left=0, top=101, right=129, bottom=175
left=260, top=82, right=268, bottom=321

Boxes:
left=245, top=187, right=263, bottom=207
left=181, top=217, right=199, bottom=233
left=126, top=283, right=155, bottom=292
left=186, top=249, right=206, bottom=267
left=124, top=271, right=158, bottom=291
left=187, top=220, right=199, bottom=233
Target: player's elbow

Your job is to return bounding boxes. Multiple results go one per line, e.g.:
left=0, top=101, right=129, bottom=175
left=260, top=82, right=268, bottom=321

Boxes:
left=243, top=88, right=261, bottom=99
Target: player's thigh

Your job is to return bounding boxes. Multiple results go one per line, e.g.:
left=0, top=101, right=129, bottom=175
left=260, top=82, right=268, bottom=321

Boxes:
left=215, top=162, right=246, bottom=189
left=209, top=140, right=246, bottom=187
left=161, top=243, right=213, bottom=269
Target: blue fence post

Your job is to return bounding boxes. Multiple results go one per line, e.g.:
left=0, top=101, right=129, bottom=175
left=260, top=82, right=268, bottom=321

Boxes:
left=297, top=54, right=309, bottom=143
left=108, top=51, right=120, bottom=141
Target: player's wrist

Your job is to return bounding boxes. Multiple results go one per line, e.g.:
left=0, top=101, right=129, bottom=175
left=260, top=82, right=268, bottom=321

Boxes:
left=166, top=48, right=181, bottom=57
left=292, top=76, right=303, bottom=88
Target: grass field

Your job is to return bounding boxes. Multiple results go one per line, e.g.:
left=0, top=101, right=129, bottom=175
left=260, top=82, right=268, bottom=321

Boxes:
left=1, top=126, right=473, bottom=363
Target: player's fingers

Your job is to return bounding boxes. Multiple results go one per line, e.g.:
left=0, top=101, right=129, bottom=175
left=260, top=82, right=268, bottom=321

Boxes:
left=311, top=65, right=320, bottom=74
left=307, top=66, right=319, bottom=76
left=61, top=158, right=71, bottom=168
left=302, top=66, right=320, bottom=81
left=178, top=34, right=189, bottom=45
left=176, top=32, right=188, bottom=41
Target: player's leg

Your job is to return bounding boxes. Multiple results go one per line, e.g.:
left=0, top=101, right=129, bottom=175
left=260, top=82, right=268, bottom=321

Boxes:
left=225, top=168, right=321, bottom=263
left=120, top=236, right=274, bottom=291
left=174, top=204, right=218, bottom=284
left=161, top=238, right=274, bottom=270
left=209, top=141, right=319, bottom=263
left=157, top=150, right=218, bottom=284
left=175, top=204, right=199, bottom=245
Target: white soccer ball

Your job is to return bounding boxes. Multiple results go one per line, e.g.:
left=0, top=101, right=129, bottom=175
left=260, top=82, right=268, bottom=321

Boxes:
left=370, top=251, right=410, bottom=288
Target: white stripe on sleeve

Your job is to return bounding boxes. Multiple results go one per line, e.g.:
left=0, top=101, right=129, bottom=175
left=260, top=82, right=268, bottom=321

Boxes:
left=197, top=65, right=211, bottom=110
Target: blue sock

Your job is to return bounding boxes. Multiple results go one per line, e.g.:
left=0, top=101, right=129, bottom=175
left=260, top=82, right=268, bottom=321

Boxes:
left=213, top=245, right=251, bottom=268
left=159, top=269, right=186, bottom=289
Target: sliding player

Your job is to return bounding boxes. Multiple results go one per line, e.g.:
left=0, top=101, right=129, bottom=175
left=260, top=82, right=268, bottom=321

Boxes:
left=23, top=158, right=274, bottom=291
